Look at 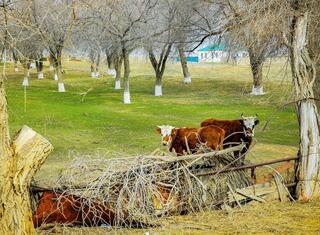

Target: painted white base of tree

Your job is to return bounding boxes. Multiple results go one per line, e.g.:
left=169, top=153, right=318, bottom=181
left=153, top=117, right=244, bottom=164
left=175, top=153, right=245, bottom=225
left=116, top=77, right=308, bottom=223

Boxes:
left=251, top=85, right=265, bottom=95
left=183, top=76, right=192, bottom=84
left=108, top=69, right=116, bottom=76
left=115, top=80, right=121, bottom=89
left=38, top=72, right=44, bottom=80
left=49, top=65, right=54, bottom=71
left=22, top=78, right=29, bottom=87
left=14, top=67, right=19, bottom=72
left=91, top=72, right=96, bottom=78
left=155, top=84, right=163, bottom=96
left=30, top=63, right=36, bottom=69
left=123, top=91, right=131, bottom=104
left=296, top=101, right=320, bottom=200
left=54, top=74, right=58, bottom=81
left=95, top=71, right=100, bottom=78
left=58, top=83, right=65, bottom=92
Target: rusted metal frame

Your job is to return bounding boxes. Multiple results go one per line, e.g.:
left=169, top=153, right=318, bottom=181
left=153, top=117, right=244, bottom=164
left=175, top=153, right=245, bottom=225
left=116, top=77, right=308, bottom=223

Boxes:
left=196, top=156, right=299, bottom=177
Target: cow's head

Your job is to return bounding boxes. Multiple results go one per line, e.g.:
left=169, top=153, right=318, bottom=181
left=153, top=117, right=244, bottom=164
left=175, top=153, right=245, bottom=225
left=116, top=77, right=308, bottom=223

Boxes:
left=156, top=125, right=177, bottom=146
left=240, top=114, right=259, bottom=137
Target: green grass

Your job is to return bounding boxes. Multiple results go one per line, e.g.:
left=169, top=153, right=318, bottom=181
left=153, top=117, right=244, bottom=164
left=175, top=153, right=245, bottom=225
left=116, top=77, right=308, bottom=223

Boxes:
left=3, top=59, right=298, bottom=183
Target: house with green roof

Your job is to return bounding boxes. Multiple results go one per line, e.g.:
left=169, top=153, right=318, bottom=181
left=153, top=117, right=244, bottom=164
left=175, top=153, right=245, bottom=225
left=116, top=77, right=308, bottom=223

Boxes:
left=198, top=44, right=228, bottom=63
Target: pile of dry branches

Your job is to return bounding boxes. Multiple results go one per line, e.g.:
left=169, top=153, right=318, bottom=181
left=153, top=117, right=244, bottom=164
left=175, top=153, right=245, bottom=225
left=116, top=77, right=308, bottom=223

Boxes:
left=52, top=145, right=251, bottom=227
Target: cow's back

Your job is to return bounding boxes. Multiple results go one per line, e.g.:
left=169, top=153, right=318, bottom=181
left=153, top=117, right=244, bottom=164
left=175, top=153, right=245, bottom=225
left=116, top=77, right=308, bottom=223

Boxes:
left=201, top=119, right=243, bottom=138
left=198, top=125, right=225, bottom=150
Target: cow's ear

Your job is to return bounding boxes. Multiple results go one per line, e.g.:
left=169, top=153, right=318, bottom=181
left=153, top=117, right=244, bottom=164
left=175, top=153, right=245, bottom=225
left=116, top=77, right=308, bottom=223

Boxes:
left=156, top=127, right=161, bottom=134
left=172, top=128, right=178, bottom=136
left=255, top=119, right=260, bottom=125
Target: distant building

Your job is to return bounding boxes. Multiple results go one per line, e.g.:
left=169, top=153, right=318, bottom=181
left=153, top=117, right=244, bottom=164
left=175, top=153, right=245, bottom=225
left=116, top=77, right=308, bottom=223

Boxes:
left=175, top=44, right=236, bottom=63
left=197, top=44, right=228, bottom=63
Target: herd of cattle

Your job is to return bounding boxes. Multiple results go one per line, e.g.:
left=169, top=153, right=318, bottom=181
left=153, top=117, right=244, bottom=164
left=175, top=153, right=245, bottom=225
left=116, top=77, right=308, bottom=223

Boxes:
left=156, top=114, right=260, bottom=158
left=32, top=114, right=259, bottom=228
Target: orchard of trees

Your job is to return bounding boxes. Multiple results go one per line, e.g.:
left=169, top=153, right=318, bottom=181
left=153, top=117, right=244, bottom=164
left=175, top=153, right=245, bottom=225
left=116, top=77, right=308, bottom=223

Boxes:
left=0, top=0, right=320, bottom=234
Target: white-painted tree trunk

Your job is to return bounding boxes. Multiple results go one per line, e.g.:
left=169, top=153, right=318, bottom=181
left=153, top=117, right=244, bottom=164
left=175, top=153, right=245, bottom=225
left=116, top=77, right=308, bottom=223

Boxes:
left=123, top=91, right=131, bottom=104
left=58, top=82, right=65, bottom=92
left=30, top=63, right=36, bottom=69
left=49, top=65, right=54, bottom=71
left=54, top=73, right=58, bottom=81
left=91, top=72, right=96, bottom=78
left=22, top=77, right=29, bottom=87
left=251, top=85, right=265, bottom=95
left=95, top=71, right=100, bottom=78
left=296, top=101, right=320, bottom=199
left=115, top=80, right=121, bottom=89
left=38, top=72, right=44, bottom=80
left=155, top=84, right=163, bottom=96
left=183, top=76, right=192, bottom=84
left=108, top=69, right=116, bottom=76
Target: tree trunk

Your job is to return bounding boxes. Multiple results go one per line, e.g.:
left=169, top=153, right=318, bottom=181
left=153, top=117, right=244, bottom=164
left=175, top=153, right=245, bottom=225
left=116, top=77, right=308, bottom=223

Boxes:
left=48, top=54, right=54, bottom=71
left=148, top=45, right=172, bottom=97
left=12, top=49, right=19, bottom=72
left=249, top=48, right=264, bottom=95
left=95, top=52, right=101, bottom=78
left=155, top=73, right=162, bottom=96
left=0, top=126, right=53, bottom=235
left=53, top=55, right=65, bottom=92
left=178, top=46, right=191, bottom=84
left=106, top=51, right=116, bottom=76
left=122, top=47, right=130, bottom=104
left=36, top=58, right=44, bottom=80
left=22, top=65, right=29, bottom=87
left=57, top=51, right=63, bottom=74
left=315, top=72, right=320, bottom=111
left=289, top=7, right=320, bottom=200
left=114, top=56, right=122, bottom=90
left=90, top=62, right=96, bottom=78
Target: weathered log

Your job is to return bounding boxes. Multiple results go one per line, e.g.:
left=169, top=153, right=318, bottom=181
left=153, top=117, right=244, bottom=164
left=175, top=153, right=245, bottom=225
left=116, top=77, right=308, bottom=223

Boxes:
left=0, top=126, right=53, bottom=235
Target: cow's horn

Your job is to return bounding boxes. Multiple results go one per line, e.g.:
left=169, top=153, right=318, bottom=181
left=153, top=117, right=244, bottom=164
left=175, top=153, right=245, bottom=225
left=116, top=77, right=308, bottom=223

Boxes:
left=241, top=113, right=244, bottom=119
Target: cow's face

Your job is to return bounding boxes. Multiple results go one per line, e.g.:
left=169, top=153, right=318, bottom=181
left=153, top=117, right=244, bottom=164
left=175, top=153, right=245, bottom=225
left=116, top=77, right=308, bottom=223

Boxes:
left=156, top=125, right=176, bottom=146
left=241, top=115, right=259, bottom=137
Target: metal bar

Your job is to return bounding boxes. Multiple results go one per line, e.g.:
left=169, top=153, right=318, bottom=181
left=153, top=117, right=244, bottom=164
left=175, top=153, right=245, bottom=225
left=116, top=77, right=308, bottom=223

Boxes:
left=196, top=156, right=299, bottom=177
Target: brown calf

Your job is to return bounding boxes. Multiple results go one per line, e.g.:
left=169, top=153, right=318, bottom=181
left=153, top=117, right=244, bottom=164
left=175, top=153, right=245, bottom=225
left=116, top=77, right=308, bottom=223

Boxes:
left=33, top=192, right=116, bottom=228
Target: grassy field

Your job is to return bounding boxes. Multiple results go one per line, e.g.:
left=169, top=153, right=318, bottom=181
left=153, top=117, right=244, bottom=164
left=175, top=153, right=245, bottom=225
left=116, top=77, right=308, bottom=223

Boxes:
left=4, top=58, right=298, bottom=183
left=4, top=58, right=312, bottom=234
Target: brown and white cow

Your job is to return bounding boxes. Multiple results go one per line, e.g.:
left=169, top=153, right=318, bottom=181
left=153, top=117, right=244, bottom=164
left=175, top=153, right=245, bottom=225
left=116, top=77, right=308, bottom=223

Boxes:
left=156, top=125, right=225, bottom=155
left=200, top=114, right=259, bottom=158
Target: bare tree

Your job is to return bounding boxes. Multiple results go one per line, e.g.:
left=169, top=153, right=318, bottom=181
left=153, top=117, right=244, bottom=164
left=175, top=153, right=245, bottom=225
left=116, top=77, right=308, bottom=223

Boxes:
left=288, top=0, right=320, bottom=200
left=92, top=0, right=157, bottom=104
left=146, top=0, right=177, bottom=96
left=30, top=0, right=76, bottom=92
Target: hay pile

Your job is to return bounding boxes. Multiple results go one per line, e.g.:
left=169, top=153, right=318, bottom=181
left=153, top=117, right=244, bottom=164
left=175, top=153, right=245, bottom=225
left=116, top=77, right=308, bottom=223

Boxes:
left=53, top=145, right=251, bottom=227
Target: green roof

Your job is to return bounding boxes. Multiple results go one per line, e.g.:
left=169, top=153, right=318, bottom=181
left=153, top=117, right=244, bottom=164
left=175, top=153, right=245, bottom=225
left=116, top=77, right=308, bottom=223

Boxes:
left=198, top=44, right=226, bottom=52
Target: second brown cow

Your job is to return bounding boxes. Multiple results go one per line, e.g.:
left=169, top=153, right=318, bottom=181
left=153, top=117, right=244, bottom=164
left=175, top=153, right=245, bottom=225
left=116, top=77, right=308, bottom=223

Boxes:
left=156, top=125, right=225, bottom=155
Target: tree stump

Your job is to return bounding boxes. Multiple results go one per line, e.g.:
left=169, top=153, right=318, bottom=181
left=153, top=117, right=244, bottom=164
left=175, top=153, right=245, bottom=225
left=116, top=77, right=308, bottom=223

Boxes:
left=0, top=126, right=53, bottom=235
